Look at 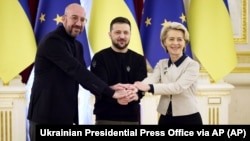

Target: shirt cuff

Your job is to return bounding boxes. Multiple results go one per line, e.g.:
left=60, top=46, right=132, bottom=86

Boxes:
left=148, top=84, right=154, bottom=94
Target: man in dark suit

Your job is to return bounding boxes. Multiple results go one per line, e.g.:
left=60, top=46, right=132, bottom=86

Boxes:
left=27, top=3, right=130, bottom=141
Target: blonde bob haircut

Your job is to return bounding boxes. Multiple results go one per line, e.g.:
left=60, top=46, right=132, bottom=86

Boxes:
left=160, top=22, right=189, bottom=53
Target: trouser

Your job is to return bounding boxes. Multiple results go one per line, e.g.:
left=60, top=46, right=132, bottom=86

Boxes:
left=29, top=121, right=39, bottom=141
left=158, top=112, right=203, bottom=125
left=158, top=101, right=203, bottom=125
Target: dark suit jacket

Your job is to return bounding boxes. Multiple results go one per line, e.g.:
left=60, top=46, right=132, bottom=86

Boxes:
left=27, top=25, right=113, bottom=124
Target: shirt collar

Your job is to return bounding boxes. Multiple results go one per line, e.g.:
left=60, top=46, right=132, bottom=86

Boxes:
left=168, top=54, right=187, bottom=67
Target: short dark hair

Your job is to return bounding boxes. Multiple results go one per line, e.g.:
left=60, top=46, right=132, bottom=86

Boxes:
left=110, top=16, right=131, bottom=31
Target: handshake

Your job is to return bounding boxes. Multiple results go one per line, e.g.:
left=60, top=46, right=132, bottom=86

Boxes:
left=112, top=82, right=150, bottom=105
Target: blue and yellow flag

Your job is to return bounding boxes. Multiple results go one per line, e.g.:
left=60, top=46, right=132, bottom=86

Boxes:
left=187, top=0, right=237, bottom=82
left=0, top=0, right=36, bottom=84
left=34, top=0, right=91, bottom=66
left=88, top=0, right=143, bottom=55
left=140, top=0, right=192, bottom=69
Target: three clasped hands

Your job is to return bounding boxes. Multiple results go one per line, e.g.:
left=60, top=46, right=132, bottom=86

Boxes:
left=112, top=82, right=148, bottom=105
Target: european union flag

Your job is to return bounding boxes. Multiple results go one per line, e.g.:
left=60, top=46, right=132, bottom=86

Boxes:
left=140, top=0, right=192, bottom=68
left=34, top=0, right=91, bottom=66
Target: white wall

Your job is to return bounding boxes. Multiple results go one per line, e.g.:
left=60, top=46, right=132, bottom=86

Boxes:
left=223, top=0, right=250, bottom=124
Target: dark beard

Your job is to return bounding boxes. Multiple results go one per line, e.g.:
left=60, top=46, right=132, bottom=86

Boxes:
left=112, top=41, right=129, bottom=50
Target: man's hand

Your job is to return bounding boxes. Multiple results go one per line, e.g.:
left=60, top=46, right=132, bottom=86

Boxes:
left=126, top=84, right=138, bottom=94
left=126, top=92, right=139, bottom=102
left=111, top=83, right=139, bottom=105
left=117, top=92, right=138, bottom=105
left=110, top=83, right=126, bottom=90
left=117, top=97, right=129, bottom=105
left=112, top=89, right=127, bottom=99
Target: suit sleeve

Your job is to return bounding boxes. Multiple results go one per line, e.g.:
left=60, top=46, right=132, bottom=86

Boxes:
left=38, top=35, right=114, bottom=98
